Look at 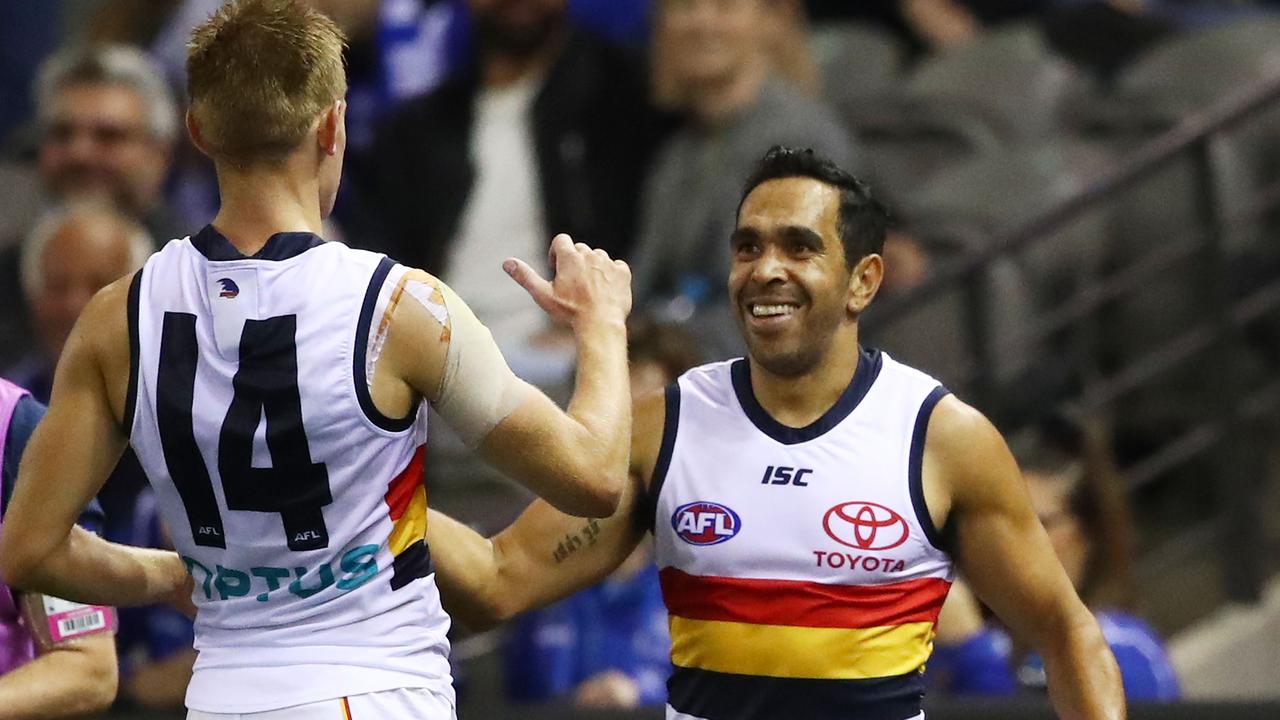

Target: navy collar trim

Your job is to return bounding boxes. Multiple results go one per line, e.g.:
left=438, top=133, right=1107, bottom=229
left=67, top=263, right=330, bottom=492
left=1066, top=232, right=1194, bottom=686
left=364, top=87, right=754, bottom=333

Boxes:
left=731, top=347, right=883, bottom=445
left=191, top=225, right=325, bottom=262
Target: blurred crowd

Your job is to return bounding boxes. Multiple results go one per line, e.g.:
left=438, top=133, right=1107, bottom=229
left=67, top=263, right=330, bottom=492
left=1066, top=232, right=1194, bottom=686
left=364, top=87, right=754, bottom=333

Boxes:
left=2, top=0, right=1279, bottom=712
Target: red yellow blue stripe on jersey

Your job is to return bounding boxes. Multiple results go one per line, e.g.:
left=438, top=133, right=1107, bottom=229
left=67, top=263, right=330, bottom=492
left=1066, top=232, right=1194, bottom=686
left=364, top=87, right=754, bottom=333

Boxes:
left=660, top=568, right=950, bottom=720
left=384, top=445, right=432, bottom=590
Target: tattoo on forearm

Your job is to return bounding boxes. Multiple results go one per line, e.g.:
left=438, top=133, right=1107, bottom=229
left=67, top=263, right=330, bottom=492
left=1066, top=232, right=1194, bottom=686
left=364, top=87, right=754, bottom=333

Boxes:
left=552, top=518, right=601, bottom=563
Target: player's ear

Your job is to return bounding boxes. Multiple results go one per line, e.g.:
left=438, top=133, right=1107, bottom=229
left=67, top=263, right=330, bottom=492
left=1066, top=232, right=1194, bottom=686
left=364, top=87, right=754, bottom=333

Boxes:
left=186, top=110, right=212, bottom=158
left=847, top=253, right=883, bottom=317
left=316, top=100, right=346, bottom=157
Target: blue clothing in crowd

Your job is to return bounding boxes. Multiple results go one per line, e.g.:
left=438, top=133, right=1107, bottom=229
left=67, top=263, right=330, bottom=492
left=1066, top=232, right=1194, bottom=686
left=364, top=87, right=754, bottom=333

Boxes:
left=928, top=610, right=1181, bottom=702
left=504, top=563, right=670, bottom=705
left=0, top=1, right=59, bottom=147
left=111, top=489, right=195, bottom=680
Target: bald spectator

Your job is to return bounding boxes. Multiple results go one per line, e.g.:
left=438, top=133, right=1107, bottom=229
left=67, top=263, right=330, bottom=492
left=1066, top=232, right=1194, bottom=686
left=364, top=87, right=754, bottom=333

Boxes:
left=633, top=0, right=855, bottom=357
left=4, top=201, right=154, bottom=567
left=5, top=202, right=151, bottom=401
left=0, top=45, right=178, bottom=369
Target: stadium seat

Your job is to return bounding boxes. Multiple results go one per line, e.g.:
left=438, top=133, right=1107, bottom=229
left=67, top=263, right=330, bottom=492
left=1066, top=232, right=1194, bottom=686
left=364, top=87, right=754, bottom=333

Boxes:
left=901, top=141, right=1115, bottom=307
left=1114, top=16, right=1280, bottom=116
left=1101, top=16, right=1280, bottom=261
left=840, top=95, right=1003, bottom=206
left=904, top=24, right=1089, bottom=142
left=866, top=237, right=1038, bottom=413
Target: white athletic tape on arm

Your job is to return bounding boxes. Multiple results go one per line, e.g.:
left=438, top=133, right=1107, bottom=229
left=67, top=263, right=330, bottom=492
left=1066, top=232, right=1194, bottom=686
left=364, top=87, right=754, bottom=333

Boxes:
left=401, top=277, right=529, bottom=448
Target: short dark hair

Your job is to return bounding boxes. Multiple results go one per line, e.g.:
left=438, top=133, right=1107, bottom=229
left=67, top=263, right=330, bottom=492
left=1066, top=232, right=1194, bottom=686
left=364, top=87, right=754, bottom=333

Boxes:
left=739, top=146, right=890, bottom=267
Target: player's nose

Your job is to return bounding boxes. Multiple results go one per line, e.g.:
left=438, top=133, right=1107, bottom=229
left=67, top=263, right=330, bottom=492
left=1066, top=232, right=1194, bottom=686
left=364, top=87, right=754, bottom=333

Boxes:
left=750, top=245, right=788, bottom=284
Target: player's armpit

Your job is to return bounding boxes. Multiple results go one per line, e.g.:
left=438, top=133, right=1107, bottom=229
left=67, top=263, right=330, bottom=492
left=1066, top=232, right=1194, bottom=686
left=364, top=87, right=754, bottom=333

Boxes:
left=923, top=397, right=1125, bottom=720
left=0, top=629, right=117, bottom=718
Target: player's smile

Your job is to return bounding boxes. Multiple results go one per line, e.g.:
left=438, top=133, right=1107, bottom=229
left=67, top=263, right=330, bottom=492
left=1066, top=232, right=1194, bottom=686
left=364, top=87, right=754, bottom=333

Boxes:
left=741, top=294, right=806, bottom=335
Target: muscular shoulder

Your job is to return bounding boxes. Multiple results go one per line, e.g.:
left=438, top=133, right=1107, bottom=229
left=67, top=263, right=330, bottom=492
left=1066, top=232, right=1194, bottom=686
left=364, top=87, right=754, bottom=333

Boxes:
left=379, top=267, right=452, bottom=399
left=59, top=273, right=135, bottom=424
left=921, top=395, right=1021, bottom=522
left=78, top=273, right=134, bottom=369
left=41, top=269, right=136, bottom=425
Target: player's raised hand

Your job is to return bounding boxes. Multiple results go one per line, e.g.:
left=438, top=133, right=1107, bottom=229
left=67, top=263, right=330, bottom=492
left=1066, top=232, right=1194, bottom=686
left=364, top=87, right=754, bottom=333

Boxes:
left=503, top=233, right=632, bottom=329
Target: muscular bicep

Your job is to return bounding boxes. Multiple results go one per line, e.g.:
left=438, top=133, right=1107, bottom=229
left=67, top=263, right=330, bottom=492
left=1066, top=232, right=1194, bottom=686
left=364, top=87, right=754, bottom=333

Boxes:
left=925, top=398, right=1085, bottom=647
left=379, top=269, right=529, bottom=442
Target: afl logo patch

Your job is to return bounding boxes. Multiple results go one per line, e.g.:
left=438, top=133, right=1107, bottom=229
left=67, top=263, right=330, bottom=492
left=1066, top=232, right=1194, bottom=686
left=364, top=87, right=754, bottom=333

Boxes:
left=823, top=501, right=909, bottom=551
left=672, top=501, right=741, bottom=546
left=217, top=278, right=240, bottom=298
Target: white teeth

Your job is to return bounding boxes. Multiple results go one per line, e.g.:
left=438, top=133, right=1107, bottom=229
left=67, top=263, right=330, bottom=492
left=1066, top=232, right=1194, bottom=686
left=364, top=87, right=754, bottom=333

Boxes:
left=751, top=304, right=795, bottom=318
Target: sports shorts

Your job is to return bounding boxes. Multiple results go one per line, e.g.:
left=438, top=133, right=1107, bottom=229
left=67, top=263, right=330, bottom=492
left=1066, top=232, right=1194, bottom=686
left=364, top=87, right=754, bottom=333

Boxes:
left=188, top=688, right=456, bottom=720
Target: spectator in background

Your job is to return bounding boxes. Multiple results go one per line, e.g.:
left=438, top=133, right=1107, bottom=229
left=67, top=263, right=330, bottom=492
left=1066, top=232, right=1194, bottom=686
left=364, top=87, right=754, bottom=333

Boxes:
left=632, top=0, right=854, bottom=358
left=365, top=0, right=668, bottom=351
left=3, top=202, right=153, bottom=550
left=91, top=0, right=465, bottom=228
left=504, top=320, right=700, bottom=709
left=317, top=0, right=462, bottom=154
left=0, top=379, right=118, bottom=718
left=113, top=489, right=195, bottom=711
left=929, top=415, right=1181, bottom=702
left=6, top=203, right=152, bottom=402
left=32, top=46, right=180, bottom=241
left=0, top=46, right=176, bottom=369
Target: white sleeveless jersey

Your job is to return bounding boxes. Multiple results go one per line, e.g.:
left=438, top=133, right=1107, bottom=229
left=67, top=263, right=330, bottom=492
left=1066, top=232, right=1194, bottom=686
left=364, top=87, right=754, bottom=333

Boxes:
left=651, top=349, right=954, bottom=720
left=127, top=227, right=452, bottom=714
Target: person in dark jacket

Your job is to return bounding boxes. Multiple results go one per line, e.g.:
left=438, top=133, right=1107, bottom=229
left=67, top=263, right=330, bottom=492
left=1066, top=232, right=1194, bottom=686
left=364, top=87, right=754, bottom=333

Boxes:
left=361, top=0, right=669, bottom=349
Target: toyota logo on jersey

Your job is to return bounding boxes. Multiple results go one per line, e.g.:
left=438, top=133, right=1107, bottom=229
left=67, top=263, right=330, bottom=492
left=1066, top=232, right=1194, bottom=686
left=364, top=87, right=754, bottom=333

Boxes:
left=823, top=501, right=909, bottom=551
left=672, top=501, right=741, bottom=546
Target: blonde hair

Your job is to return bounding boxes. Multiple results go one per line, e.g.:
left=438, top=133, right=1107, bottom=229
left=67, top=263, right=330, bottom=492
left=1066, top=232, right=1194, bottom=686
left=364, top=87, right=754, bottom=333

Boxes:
left=186, top=0, right=347, bottom=167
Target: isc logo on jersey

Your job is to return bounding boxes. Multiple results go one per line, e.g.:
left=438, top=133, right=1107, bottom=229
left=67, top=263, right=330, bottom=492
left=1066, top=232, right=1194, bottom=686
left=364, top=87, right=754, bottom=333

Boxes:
left=672, top=501, right=741, bottom=546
